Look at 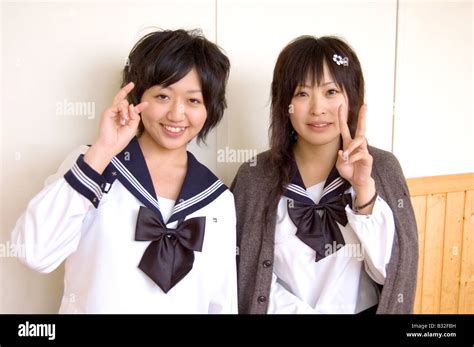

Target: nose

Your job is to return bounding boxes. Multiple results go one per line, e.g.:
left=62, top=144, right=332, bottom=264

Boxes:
left=310, top=93, right=327, bottom=116
left=166, top=99, right=185, bottom=122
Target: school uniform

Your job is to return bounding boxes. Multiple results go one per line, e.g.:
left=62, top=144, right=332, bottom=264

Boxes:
left=269, top=166, right=395, bottom=314
left=231, top=147, right=418, bottom=314
left=11, top=137, right=237, bottom=313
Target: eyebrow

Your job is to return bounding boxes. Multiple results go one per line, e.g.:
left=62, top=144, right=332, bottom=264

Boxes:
left=161, top=86, right=202, bottom=93
left=298, top=81, right=336, bottom=88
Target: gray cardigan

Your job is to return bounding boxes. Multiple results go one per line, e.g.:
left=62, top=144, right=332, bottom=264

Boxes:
left=231, top=146, right=418, bottom=314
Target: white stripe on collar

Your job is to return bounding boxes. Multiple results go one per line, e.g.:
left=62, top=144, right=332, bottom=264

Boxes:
left=287, top=183, right=311, bottom=199
left=287, top=178, right=347, bottom=202
left=111, top=157, right=161, bottom=212
left=322, top=177, right=344, bottom=196
left=172, top=180, right=224, bottom=214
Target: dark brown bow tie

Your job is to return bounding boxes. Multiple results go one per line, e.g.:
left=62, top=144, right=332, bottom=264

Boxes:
left=135, top=206, right=206, bottom=293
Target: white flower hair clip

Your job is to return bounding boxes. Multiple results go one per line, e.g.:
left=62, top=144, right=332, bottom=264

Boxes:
left=333, top=54, right=349, bottom=67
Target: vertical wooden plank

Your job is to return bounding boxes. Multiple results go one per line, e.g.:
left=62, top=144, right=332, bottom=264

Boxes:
left=439, top=192, right=464, bottom=313
left=421, top=193, right=446, bottom=313
left=459, top=190, right=474, bottom=313
left=411, top=195, right=427, bottom=314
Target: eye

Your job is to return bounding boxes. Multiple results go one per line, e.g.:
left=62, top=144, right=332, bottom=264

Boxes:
left=189, top=98, right=202, bottom=105
left=327, top=89, right=339, bottom=96
left=156, top=94, right=169, bottom=101
left=294, top=91, right=309, bottom=97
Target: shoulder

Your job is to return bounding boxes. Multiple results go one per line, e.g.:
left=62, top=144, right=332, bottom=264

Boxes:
left=232, top=150, right=273, bottom=183
left=187, top=151, right=230, bottom=192
left=230, top=150, right=275, bottom=201
left=368, top=146, right=410, bottom=200
left=214, top=189, right=235, bottom=207
left=368, top=145, right=405, bottom=177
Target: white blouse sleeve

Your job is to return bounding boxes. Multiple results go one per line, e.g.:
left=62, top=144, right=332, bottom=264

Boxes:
left=208, top=192, right=238, bottom=314
left=11, top=145, right=109, bottom=273
left=345, top=195, right=396, bottom=284
left=268, top=272, right=319, bottom=314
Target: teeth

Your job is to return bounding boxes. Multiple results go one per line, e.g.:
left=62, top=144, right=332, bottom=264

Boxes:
left=163, top=125, right=185, bottom=133
left=313, top=123, right=329, bottom=128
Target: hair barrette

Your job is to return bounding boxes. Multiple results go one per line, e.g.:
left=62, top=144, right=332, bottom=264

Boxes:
left=333, top=54, right=349, bottom=67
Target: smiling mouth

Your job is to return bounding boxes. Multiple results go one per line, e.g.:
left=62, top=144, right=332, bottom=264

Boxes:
left=161, top=124, right=187, bottom=133
left=309, top=122, right=332, bottom=128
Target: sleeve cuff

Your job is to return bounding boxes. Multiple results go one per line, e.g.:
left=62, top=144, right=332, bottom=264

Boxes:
left=346, top=195, right=384, bottom=220
left=64, top=154, right=107, bottom=208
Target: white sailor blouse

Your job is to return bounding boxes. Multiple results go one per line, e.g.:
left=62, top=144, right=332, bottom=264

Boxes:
left=11, top=137, right=237, bottom=313
left=269, top=166, right=395, bottom=314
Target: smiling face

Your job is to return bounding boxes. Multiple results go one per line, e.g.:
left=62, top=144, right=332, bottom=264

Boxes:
left=139, top=68, right=207, bottom=151
left=289, top=62, right=348, bottom=148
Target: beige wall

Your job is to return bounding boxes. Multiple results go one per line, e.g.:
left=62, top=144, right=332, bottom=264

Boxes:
left=1, top=0, right=472, bottom=313
left=394, top=0, right=473, bottom=178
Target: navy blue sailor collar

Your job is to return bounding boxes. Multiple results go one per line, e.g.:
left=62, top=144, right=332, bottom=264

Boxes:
left=104, top=137, right=227, bottom=224
left=282, top=159, right=353, bottom=261
left=283, top=159, right=352, bottom=204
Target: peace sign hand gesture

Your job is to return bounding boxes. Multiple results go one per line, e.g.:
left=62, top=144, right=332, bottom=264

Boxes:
left=335, top=104, right=377, bottom=214
left=84, top=82, right=148, bottom=174
left=96, top=82, right=148, bottom=154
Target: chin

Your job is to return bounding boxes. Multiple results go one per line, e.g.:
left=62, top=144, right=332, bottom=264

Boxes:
left=148, top=133, right=189, bottom=151
left=300, top=133, right=339, bottom=147
left=160, top=139, right=190, bottom=151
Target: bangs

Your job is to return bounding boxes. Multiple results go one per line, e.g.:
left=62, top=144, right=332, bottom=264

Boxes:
left=285, top=36, right=353, bottom=94
left=148, top=58, right=194, bottom=89
left=293, top=41, right=326, bottom=89
left=126, top=30, right=209, bottom=97
left=143, top=37, right=200, bottom=89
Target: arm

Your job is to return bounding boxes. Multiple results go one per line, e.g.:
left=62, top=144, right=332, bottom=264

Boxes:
left=11, top=147, right=107, bottom=272
left=370, top=148, right=419, bottom=313
left=11, top=83, right=148, bottom=273
left=346, top=195, right=396, bottom=284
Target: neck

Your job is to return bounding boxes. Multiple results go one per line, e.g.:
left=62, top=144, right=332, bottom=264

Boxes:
left=293, top=136, right=340, bottom=186
left=137, top=132, right=187, bottom=168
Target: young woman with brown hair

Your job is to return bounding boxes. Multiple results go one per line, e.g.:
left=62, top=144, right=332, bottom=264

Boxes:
left=232, top=36, right=418, bottom=314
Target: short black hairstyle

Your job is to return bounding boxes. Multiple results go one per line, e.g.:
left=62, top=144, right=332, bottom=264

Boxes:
left=122, top=29, right=230, bottom=143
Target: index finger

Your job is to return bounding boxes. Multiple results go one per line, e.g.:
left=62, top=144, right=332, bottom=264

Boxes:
left=338, top=104, right=352, bottom=148
left=113, top=82, right=135, bottom=106
left=355, top=104, right=367, bottom=137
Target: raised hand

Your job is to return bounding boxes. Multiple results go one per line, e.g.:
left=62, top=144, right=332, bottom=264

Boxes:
left=95, top=82, right=148, bottom=154
left=84, top=82, right=148, bottom=173
left=336, top=104, right=376, bottom=213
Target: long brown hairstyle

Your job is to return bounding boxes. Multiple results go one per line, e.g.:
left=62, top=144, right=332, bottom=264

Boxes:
left=267, top=35, right=365, bottom=216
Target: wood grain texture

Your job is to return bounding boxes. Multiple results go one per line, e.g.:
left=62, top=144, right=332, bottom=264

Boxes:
left=407, top=174, right=474, bottom=314
left=458, top=190, right=474, bottom=313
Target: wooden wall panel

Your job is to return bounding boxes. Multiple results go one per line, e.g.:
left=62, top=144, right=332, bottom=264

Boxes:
left=421, top=194, right=446, bottom=313
left=408, top=174, right=474, bottom=314
left=439, top=192, right=464, bottom=313
left=458, top=190, right=474, bottom=313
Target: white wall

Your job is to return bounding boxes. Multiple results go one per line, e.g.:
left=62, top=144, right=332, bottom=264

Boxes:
left=393, top=0, right=473, bottom=178
left=217, top=0, right=398, bottom=183
left=1, top=0, right=472, bottom=313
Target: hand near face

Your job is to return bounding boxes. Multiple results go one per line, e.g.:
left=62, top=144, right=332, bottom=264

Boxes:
left=95, top=82, right=149, bottom=156
left=335, top=104, right=374, bottom=191
left=84, top=82, right=148, bottom=174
